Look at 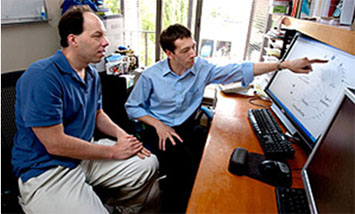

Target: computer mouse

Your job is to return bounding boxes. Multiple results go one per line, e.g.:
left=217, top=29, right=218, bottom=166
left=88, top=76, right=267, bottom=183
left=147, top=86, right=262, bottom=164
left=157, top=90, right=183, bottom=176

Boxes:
left=259, top=159, right=290, bottom=177
left=259, top=159, right=292, bottom=187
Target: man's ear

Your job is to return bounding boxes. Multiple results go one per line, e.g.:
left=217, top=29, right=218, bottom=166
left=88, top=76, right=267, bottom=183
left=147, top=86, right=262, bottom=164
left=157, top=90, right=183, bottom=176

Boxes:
left=67, top=34, right=78, bottom=47
left=165, top=49, right=174, bottom=59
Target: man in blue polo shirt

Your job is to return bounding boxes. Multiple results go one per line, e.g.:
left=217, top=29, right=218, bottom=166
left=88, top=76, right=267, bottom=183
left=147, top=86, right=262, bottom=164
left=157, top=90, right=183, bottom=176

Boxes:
left=125, top=23, right=327, bottom=212
left=12, top=5, right=159, bottom=214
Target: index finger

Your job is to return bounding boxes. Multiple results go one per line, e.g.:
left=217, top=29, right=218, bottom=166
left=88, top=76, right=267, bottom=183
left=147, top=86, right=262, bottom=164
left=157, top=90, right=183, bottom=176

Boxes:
left=136, top=152, right=145, bottom=160
left=171, top=132, right=183, bottom=143
left=309, top=59, right=328, bottom=64
left=141, top=147, right=151, bottom=157
left=126, top=135, right=138, bottom=140
left=168, top=136, right=177, bottom=146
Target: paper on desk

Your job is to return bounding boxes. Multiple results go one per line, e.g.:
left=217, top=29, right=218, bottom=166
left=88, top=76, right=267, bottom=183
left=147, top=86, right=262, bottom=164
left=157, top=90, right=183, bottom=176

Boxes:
left=218, top=82, right=254, bottom=96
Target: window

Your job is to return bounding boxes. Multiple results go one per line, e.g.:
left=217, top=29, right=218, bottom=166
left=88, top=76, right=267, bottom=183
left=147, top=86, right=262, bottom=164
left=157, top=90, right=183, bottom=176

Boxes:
left=104, top=0, right=157, bottom=67
left=199, top=0, right=253, bottom=64
left=104, top=0, right=198, bottom=67
left=103, top=0, right=270, bottom=68
left=160, top=0, right=195, bottom=59
left=244, top=0, right=271, bottom=62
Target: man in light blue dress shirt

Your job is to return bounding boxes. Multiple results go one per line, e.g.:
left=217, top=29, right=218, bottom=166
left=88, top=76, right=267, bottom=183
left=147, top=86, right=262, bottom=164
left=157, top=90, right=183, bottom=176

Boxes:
left=125, top=24, right=327, bottom=213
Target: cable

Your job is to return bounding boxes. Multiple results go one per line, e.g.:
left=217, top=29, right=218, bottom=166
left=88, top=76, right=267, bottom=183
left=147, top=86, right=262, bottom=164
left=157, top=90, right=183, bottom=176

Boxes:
left=248, top=96, right=271, bottom=108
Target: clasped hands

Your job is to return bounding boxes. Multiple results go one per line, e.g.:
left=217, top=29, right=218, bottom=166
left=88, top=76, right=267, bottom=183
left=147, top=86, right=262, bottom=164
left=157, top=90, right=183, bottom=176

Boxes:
left=113, top=134, right=151, bottom=160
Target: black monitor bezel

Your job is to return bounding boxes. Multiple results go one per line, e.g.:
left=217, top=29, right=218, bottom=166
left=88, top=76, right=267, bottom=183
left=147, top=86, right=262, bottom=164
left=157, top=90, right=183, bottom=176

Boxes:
left=301, top=88, right=355, bottom=214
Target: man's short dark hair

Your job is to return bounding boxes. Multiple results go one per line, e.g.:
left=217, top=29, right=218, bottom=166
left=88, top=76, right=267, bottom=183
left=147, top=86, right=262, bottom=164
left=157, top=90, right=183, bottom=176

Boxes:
left=159, top=24, right=192, bottom=53
left=58, top=5, right=94, bottom=47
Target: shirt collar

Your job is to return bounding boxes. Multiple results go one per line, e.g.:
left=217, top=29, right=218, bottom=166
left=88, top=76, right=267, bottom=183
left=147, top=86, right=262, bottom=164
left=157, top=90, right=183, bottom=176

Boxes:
left=53, top=50, right=95, bottom=79
left=161, top=58, right=196, bottom=77
left=162, top=58, right=172, bottom=76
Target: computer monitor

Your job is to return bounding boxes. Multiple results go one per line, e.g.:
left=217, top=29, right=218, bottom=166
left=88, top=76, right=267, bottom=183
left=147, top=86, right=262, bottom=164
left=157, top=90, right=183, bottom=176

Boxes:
left=302, top=88, right=355, bottom=214
left=265, top=34, right=355, bottom=150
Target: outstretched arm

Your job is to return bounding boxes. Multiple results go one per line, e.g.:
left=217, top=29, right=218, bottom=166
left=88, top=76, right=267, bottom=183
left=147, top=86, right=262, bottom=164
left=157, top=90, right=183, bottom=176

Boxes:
left=253, top=57, right=328, bottom=76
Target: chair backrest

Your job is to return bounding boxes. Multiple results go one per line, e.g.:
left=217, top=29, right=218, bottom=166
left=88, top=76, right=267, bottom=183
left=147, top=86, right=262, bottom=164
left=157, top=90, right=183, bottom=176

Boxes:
left=94, top=72, right=135, bottom=140
left=1, top=70, right=25, bottom=213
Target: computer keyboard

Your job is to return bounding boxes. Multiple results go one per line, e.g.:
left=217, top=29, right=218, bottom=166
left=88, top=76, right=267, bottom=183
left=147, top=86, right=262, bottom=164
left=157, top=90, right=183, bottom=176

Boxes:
left=248, top=108, right=294, bottom=159
left=276, top=187, right=310, bottom=214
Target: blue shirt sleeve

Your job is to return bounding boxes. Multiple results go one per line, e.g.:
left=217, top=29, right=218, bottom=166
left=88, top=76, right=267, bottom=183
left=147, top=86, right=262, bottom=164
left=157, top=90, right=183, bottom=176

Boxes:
left=18, top=65, right=63, bottom=127
left=201, top=58, right=254, bottom=87
left=125, top=73, right=152, bottom=120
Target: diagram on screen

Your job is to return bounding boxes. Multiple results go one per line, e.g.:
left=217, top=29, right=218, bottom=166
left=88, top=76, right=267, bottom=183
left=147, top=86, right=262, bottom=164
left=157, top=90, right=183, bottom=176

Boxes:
left=268, top=36, right=355, bottom=141
left=290, top=54, right=346, bottom=121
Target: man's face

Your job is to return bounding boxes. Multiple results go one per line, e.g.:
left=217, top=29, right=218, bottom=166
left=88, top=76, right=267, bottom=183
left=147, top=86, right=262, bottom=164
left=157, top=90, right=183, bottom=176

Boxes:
left=169, top=37, right=196, bottom=69
left=75, top=12, right=109, bottom=64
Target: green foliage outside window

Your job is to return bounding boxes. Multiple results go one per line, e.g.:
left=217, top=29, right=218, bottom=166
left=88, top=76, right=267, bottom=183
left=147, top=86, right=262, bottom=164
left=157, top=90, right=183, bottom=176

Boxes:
left=104, top=0, right=189, bottom=66
left=104, top=0, right=122, bottom=14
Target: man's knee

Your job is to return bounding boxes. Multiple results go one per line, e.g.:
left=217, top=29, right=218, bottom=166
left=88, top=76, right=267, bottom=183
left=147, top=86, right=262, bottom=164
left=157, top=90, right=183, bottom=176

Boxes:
left=135, top=154, right=159, bottom=184
left=144, top=154, right=159, bottom=175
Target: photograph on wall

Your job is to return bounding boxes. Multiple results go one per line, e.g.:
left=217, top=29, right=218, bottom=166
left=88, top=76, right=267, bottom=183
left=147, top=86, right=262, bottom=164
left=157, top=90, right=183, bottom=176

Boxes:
left=216, top=41, right=231, bottom=57
left=200, top=39, right=214, bottom=58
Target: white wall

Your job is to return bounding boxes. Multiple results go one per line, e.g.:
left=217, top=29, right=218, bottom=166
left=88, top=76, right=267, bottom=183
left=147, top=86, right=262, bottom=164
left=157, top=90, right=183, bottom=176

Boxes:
left=1, top=0, right=63, bottom=73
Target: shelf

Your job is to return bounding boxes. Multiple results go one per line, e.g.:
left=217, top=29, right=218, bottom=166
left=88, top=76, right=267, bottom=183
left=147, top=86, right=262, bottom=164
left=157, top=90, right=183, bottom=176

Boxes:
left=274, top=16, right=355, bottom=55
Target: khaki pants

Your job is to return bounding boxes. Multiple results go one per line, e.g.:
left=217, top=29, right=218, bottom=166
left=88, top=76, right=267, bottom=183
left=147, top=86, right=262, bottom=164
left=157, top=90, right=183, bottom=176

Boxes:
left=18, top=139, right=159, bottom=214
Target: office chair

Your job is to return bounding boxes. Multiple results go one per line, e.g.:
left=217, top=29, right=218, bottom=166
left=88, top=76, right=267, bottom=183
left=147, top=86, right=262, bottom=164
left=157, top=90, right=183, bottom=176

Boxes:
left=94, top=72, right=136, bottom=139
left=197, top=105, right=214, bottom=127
left=1, top=70, right=25, bottom=213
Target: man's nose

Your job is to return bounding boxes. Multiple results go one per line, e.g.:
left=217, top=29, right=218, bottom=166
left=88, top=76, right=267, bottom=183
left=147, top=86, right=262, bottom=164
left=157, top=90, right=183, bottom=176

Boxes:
left=102, top=36, right=110, bottom=47
left=189, top=48, right=196, bottom=57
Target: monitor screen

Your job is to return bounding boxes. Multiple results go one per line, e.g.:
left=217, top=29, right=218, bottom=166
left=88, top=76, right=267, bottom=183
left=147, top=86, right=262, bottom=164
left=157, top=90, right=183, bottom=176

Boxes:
left=265, top=35, right=355, bottom=149
left=302, top=88, right=355, bottom=214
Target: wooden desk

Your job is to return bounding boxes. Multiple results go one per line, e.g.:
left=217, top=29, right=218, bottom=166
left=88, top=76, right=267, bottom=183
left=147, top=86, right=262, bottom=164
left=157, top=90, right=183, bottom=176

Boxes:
left=187, top=92, right=309, bottom=213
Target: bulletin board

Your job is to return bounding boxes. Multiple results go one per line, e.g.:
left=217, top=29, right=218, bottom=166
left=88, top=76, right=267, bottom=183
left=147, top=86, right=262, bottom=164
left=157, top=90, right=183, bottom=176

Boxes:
left=1, top=0, right=48, bottom=25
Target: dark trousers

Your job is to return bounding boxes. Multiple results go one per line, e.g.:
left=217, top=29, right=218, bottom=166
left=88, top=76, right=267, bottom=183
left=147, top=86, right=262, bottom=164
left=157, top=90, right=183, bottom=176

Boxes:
left=141, top=111, right=208, bottom=213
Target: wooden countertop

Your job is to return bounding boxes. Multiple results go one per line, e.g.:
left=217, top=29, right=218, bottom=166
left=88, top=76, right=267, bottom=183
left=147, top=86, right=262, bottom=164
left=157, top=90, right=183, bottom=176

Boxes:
left=187, top=92, right=309, bottom=213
